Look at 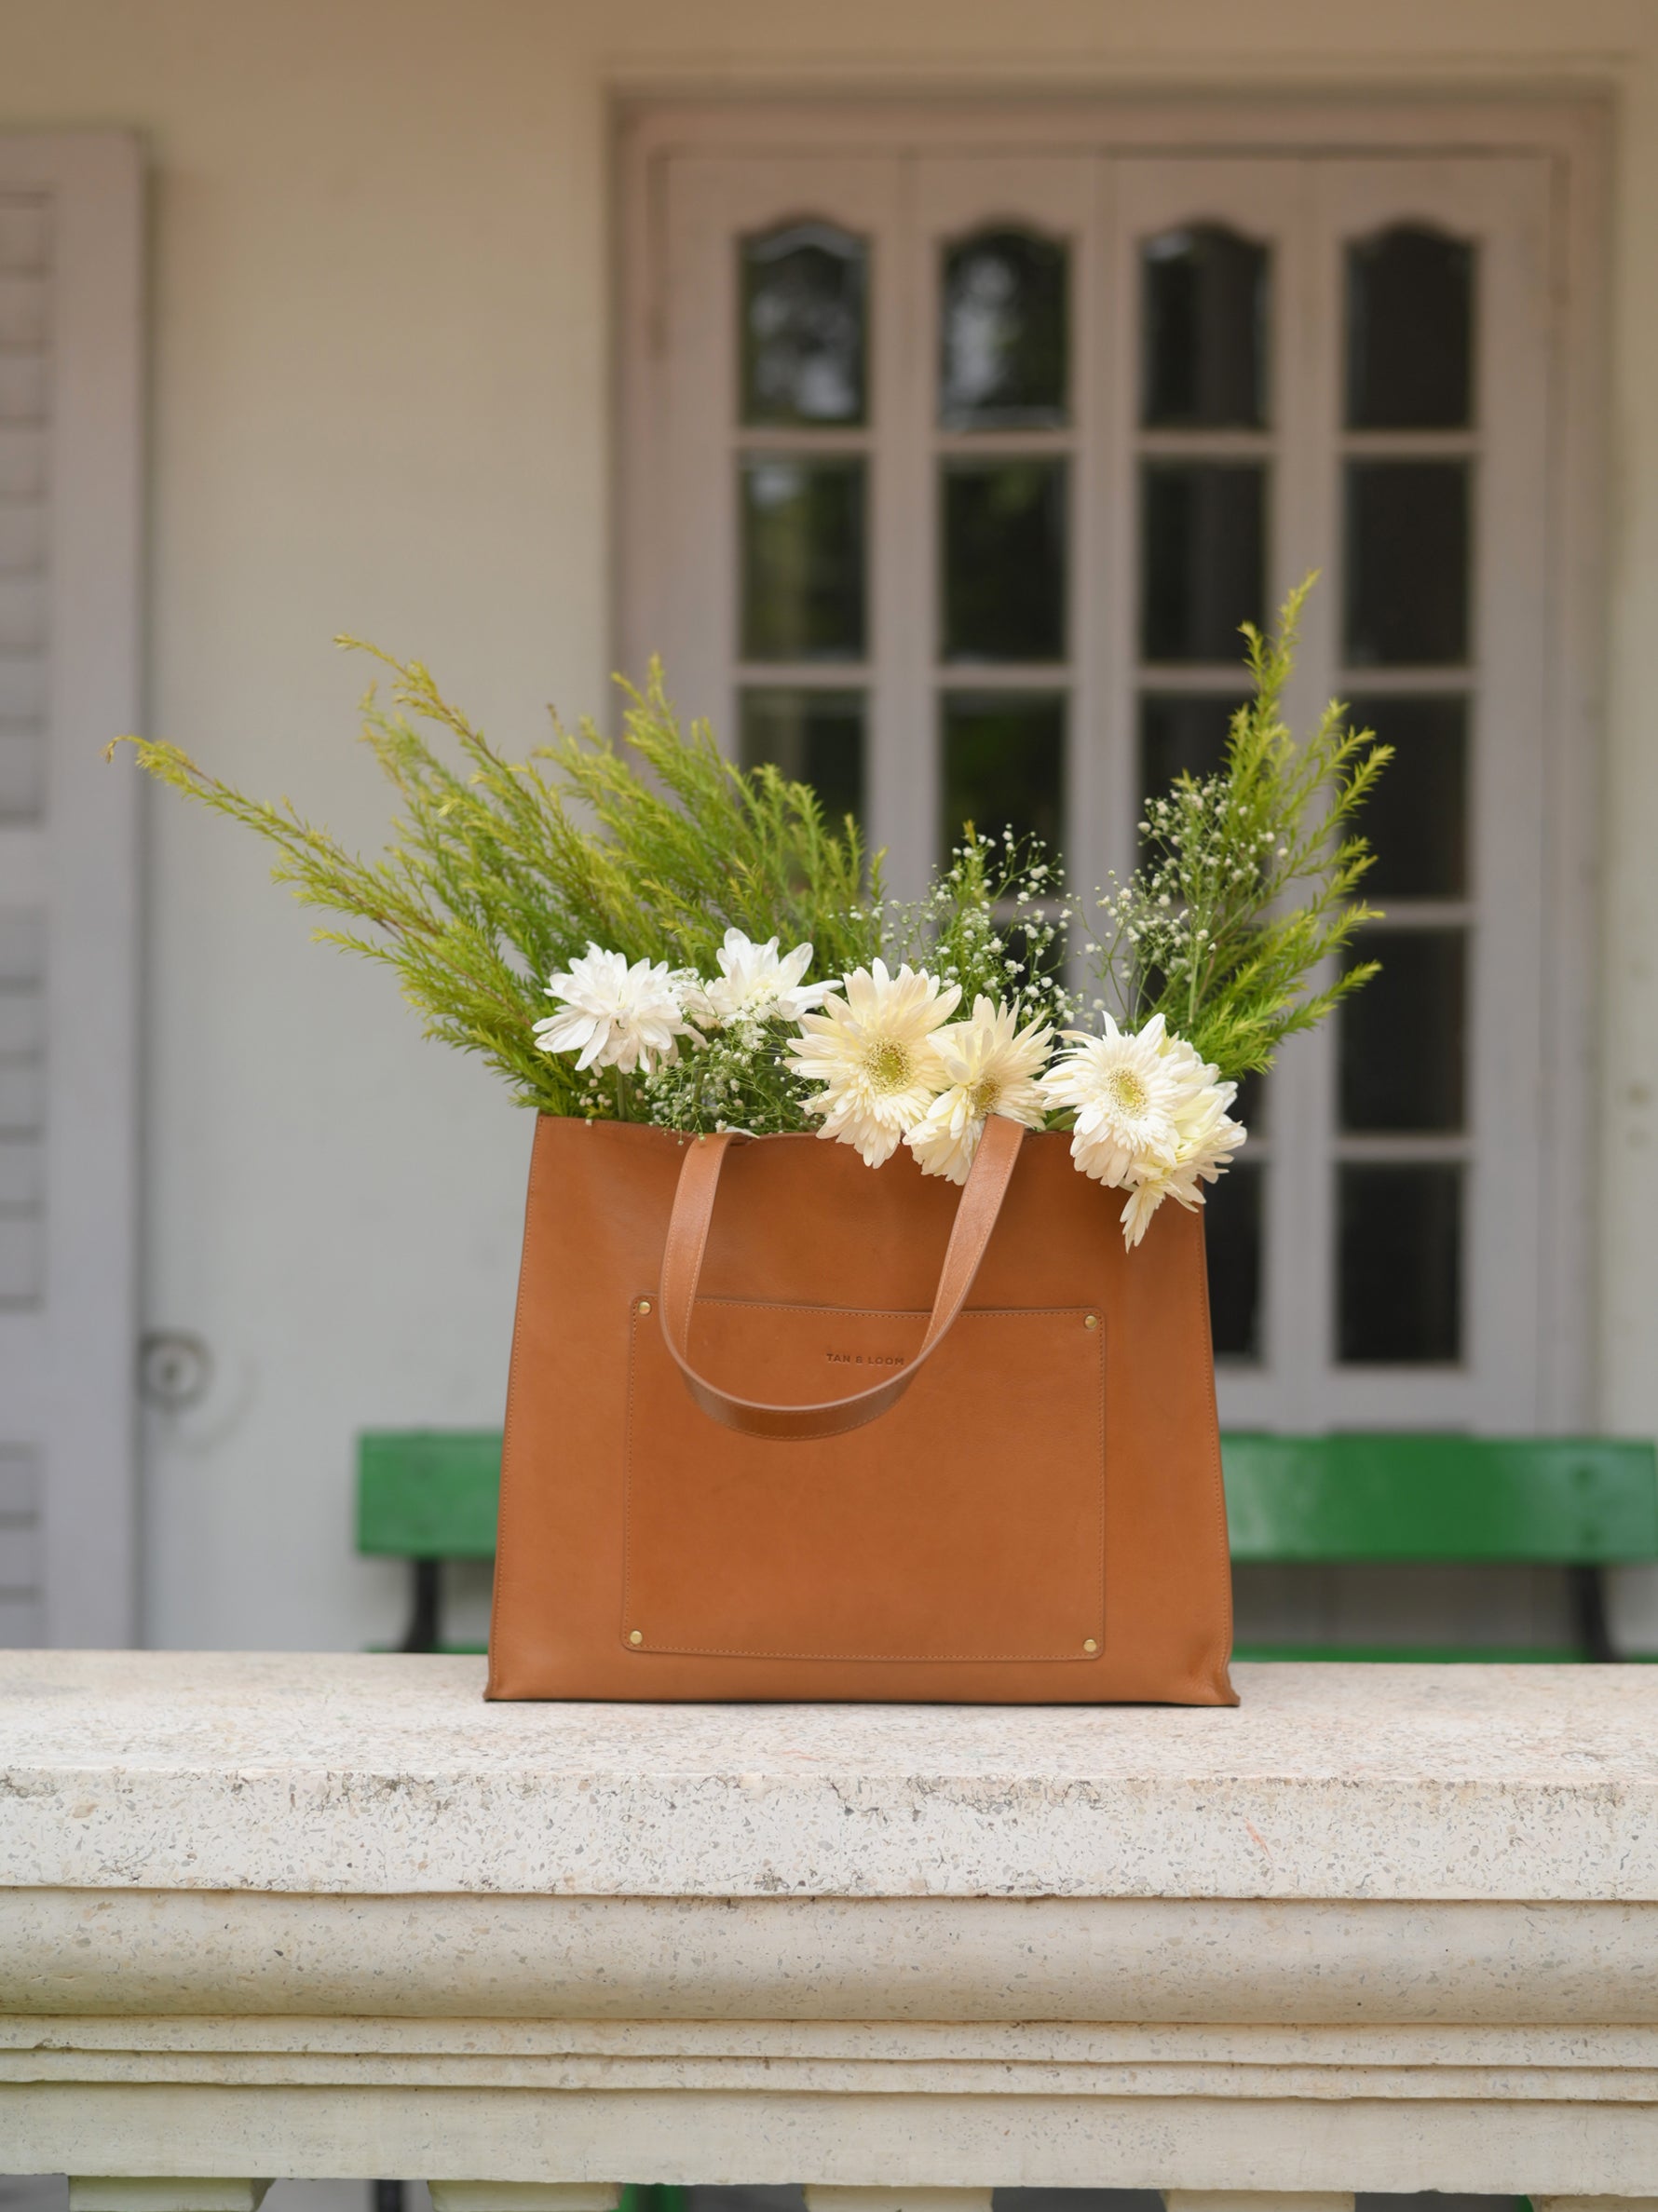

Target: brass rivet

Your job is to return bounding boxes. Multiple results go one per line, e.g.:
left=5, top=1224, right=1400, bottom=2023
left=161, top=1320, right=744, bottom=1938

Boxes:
left=1083, top=1313, right=1098, bottom=1330
left=637, top=1297, right=652, bottom=1316
left=628, top=1629, right=644, bottom=1646
left=1083, top=1637, right=1099, bottom=1654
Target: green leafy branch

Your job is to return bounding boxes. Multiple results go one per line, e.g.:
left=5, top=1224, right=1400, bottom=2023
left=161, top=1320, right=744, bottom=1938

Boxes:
left=113, top=648, right=881, bottom=1116
left=114, top=586, right=1387, bottom=1120
left=1088, top=577, right=1391, bottom=1077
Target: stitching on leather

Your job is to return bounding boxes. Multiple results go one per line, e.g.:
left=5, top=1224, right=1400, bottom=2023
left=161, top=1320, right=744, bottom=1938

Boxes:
left=694, top=1299, right=932, bottom=1317
left=632, top=1649, right=1101, bottom=1662
left=687, top=1301, right=1092, bottom=1319
left=1093, top=1310, right=1107, bottom=1646
left=1188, top=1210, right=1237, bottom=1678
left=621, top=1304, right=640, bottom=1646
left=678, top=1302, right=1096, bottom=1435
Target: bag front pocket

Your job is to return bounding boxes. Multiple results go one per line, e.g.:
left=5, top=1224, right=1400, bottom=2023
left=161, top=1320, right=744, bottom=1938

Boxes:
left=623, top=1298, right=1105, bottom=1663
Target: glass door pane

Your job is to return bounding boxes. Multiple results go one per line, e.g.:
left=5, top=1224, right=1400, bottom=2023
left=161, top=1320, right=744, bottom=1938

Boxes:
left=940, top=228, right=1068, bottom=429
left=1334, top=219, right=1477, bottom=1371
left=741, top=220, right=869, bottom=427
left=1143, top=223, right=1270, bottom=428
left=918, top=161, right=1091, bottom=885
left=940, top=458, right=1067, bottom=663
left=740, top=688, right=865, bottom=826
left=646, top=153, right=904, bottom=848
left=727, top=197, right=885, bottom=829
left=1118, top=170, right=1294, bottom=1384
left=740, top=455, right=866, bottom=660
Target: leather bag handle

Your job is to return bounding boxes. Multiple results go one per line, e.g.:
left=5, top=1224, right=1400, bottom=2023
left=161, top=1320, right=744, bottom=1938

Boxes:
left=657, top=1114, right=1026, bottom=1442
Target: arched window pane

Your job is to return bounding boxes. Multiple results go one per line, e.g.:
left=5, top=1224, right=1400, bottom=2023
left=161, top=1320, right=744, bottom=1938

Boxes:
left=939, top=228, right=1067, bottom=429
left=1346, top=224, right=1474, bottom=429
left=1142, top=224, right=1269, bottom=428
left=741, top=221, right=867, bottom=427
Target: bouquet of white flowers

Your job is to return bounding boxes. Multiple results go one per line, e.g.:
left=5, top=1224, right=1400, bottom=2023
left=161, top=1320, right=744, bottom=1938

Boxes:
left=534, top=931, right=1244, bottom=1250
left=117, top=580, right=1387, bottom=1253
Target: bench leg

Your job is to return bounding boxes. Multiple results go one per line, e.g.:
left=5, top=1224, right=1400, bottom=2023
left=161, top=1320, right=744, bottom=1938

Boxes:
left=70, top=2187, right=271, bottom=2212
left=1568, top=1565, right=1619, bottom=1662
left=805, top=2196, right=992, bottom=2212
left=401, top=1557, right=442, bottom=1652
left=1163, top=2197, right=1355, bottom=2212
left=428, top=2190, right=621, bottom=2212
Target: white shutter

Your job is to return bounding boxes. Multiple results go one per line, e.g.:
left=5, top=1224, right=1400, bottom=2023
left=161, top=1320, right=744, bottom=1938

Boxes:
left=0, top=134, right=143, bottom=1646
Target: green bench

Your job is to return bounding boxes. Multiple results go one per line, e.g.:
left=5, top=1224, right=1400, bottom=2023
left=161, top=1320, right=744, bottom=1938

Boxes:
left=358, top=1428, right=1658, bottom=1662
left=1225, top=1431, right=1658, bottom=1662
left=358, top=1428, right=501, bottom=1654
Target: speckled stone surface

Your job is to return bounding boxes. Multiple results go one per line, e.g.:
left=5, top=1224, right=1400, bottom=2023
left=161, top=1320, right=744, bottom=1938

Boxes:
left=2, top=1651, right=1656, bottom=1900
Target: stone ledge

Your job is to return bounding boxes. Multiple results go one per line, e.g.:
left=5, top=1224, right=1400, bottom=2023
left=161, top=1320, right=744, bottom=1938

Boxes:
left=8, top=2041, right=1658, bottom=2102
left=6, top=1891, right=1658, bottom=2021
left=3, top=1653, right=1658, bottom=1901
left=6, top=2081, right=1658, bottom=2194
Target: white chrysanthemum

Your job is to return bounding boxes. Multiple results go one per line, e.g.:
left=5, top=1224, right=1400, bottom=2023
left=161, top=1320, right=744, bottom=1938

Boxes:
left=533, top=943, right=695, bottom=1076
left=683, top=929, right=823, bottom=1029
left=905, top=996, right=1053, bottom=1185
left=785, top=959, right=962, bottom=1168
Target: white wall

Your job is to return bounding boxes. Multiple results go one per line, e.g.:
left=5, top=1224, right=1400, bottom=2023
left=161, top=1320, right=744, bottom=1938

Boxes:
left=0, top=0, right=1655, bottom=1650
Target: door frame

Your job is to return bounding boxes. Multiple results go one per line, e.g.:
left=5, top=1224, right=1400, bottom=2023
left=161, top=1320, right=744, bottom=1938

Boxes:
left=615, top=94, right=1608, bottom=1432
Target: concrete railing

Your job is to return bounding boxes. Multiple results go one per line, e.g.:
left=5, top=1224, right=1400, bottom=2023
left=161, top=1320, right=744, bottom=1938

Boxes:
left=3, top=1652, right=1658, bottom=2211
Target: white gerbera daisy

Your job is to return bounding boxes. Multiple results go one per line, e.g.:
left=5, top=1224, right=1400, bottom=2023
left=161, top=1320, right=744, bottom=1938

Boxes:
left=786, top=959, right=962, bottom=1168
left=533, top=943, right=695, bottom=1076
left=1042, top=1013, right=1247, bottom=1247
left=1039, top=1011, right=1204, bottom=1188
left=905, top=996, right=1053, bottom=1185
left=684, top=928, right=823, bottom=1029
left=1117, top=1077, right=1247, bottom=1246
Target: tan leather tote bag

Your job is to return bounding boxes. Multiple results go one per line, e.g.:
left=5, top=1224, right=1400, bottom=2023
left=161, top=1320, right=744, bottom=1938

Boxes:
left=486, top=1111, right=1237, bottom=1703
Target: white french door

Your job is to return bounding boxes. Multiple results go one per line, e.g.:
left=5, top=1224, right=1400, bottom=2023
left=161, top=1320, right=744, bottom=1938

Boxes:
left=623, top=106, right=1587, bottom=1436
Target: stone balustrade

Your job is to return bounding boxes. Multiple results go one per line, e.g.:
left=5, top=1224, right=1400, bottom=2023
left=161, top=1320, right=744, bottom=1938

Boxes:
left=3, top=1652, right=1658, bottom=2212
